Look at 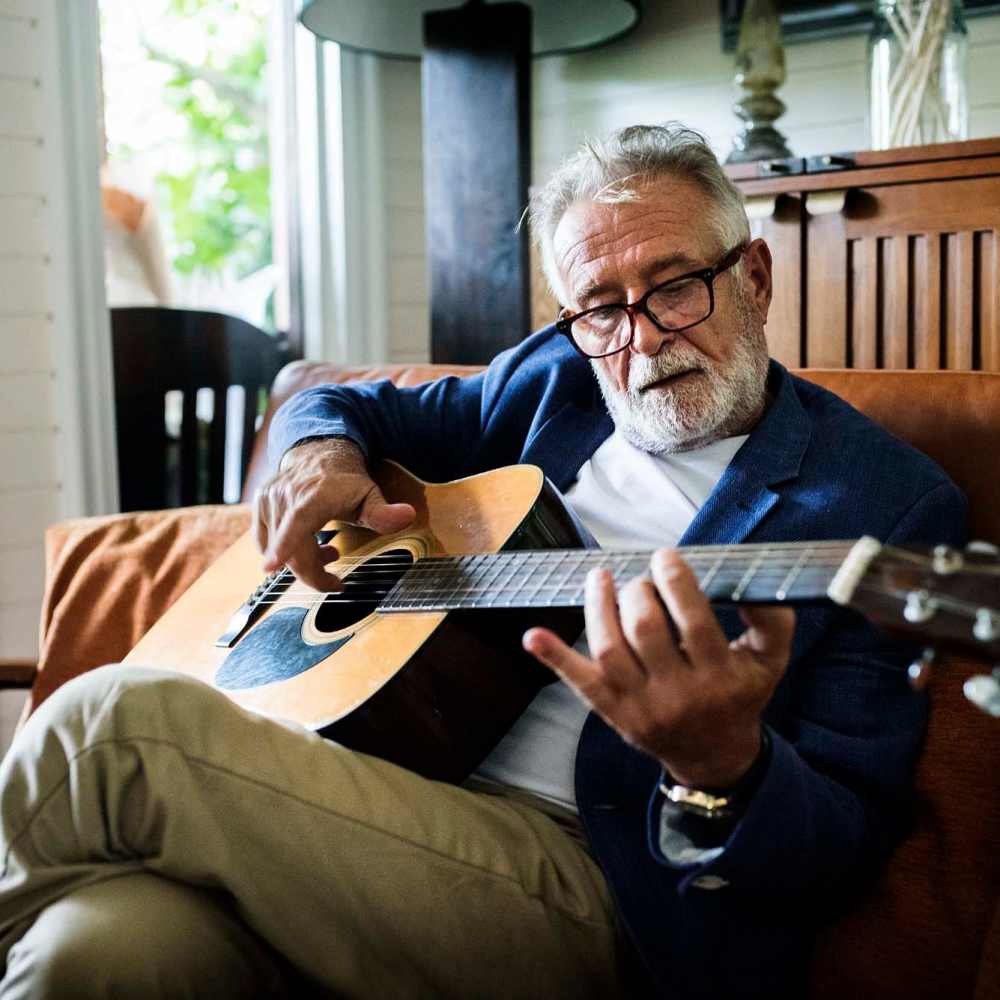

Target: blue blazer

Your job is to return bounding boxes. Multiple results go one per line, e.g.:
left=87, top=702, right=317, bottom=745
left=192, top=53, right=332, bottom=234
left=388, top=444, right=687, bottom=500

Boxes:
left=269, top=328, right=967, bottom=998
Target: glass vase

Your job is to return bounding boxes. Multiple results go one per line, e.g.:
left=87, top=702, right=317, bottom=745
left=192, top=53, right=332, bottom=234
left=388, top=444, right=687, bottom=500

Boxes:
left=868, top=0, right=968, bottom=150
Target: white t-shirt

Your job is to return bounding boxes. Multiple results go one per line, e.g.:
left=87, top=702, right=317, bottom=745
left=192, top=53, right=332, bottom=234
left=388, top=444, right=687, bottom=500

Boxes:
left=472, top=429, right=749, bottom=810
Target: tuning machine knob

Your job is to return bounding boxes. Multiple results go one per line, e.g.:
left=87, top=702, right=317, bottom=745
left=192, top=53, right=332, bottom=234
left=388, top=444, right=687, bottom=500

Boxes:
left=964, top=668, right=1000, bottom=717
left=903, top=590, right=936, bottom=623
left=907, top=647, right=936, bottom=690
left=932, top=545, right=963, bottom=574
left=966, top=540, right=1000, bottom=555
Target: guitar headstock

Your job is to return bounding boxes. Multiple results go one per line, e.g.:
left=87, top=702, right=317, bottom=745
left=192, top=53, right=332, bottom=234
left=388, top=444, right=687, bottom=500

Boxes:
left=838, top=539, right=1000, bottom=715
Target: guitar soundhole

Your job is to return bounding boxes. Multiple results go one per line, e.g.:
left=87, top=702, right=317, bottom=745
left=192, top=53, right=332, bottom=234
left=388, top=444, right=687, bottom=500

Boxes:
left=314, top=548, right=414, bottom=633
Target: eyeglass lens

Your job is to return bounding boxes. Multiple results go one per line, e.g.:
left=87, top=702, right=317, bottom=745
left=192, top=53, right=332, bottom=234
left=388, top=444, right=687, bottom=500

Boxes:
left=570, top=277, right=711, bottom=357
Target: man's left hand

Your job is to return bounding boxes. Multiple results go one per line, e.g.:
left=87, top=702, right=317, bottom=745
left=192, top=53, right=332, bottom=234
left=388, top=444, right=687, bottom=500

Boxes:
left=523, top=549, right=796, bottom=789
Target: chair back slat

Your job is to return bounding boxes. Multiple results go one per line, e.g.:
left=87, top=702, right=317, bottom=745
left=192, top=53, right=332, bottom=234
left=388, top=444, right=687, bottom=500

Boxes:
left=208, top=385, right=229, bottom=503
left=240, top=384, right=260, bottom=493
left=112, top=307, right=289, bottom=512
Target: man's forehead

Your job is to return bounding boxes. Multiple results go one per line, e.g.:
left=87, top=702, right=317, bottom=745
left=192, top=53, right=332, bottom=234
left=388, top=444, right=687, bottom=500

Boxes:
left=552, top=181, right=713, bottom=297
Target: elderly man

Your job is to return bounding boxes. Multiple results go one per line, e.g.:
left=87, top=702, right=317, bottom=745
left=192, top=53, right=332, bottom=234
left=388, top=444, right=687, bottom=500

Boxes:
left=0, top=124, right=965, bottom=999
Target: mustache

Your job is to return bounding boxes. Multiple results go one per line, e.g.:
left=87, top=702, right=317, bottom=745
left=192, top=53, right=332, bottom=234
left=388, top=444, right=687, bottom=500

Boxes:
left=629, top=352, right=707, bottom=393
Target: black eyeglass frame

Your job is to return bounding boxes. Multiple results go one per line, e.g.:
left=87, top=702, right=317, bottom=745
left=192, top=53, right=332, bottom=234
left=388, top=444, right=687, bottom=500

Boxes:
left=554, top=242, right=749, bottom=359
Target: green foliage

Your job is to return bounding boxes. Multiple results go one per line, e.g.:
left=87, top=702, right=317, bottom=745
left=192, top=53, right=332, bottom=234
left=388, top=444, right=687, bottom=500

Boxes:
left=147, top=0, right=271, bottom=281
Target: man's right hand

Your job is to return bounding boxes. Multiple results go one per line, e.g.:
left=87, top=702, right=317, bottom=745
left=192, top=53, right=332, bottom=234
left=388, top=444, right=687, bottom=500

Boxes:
left=252, top=438, right=416, bottom=592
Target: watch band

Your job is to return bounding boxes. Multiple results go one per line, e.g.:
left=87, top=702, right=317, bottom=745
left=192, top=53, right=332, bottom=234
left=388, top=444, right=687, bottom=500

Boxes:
left=659, top=727, right=772, bottom=822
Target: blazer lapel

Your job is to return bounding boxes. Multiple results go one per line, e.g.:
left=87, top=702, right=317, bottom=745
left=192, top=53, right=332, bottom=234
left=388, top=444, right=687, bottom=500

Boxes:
left=680, top=362, right=811, bottom=547
left=520, top=402, right=614, bottom=493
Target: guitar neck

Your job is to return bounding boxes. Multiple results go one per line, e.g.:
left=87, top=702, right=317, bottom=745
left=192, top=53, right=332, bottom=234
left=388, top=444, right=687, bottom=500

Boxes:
left=380, top=540, right=859, bottom=612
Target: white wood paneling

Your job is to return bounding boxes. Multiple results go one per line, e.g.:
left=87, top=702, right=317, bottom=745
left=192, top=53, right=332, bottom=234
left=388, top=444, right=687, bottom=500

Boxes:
left=0, top=488, right=59, bottom=547
left=0, top=542, right=45, bottom=599
left=0, top=78, right=42, bottom=137
left=0, top=315, right=53, bottom=372
left=0, top=195, right=46, bottom=255
left=0, top=429, right=58, bottom=489
left=0, top=14, right=41, bottom=79
left=0, top=373, right=54, bottom=429
left=0, top=1, right=38, bottom=17
left=0, top=137, right=45, bottom=194
left=0, top=256, right=47, bottom=313
left=0, top=602, right=39, bottom=660
left=389, top=256, right=426, bottom=305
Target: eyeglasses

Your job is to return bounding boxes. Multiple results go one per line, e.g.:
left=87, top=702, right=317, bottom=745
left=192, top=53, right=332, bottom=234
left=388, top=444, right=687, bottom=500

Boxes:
left=555, top=244, right=748, bottom=359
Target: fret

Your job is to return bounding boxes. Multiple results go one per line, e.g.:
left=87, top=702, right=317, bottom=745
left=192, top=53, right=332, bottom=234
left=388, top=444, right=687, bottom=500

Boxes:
left=439, top=556, right=467, bottom=609
left=775, top=545, right=813, bottom=601
left=549, top=550, right=581, bottom=606
left=730, top=551, right=766, bottom=602
left=698, top=552, right=727, bottom=596
left=564, top=551, right=593, bottom=605
left=486, top=553, right=520, bottom=607
left=522, top=550, right=563, bottom=607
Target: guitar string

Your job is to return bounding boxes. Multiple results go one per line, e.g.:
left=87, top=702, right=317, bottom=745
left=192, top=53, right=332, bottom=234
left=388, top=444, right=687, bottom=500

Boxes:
left=260, top=562, right=855, bottom=600
left=256, top=557, right=857, bottom=599
left=253, top=543, right=858, bottom=585
left=247, top=568, right=851, bottom=608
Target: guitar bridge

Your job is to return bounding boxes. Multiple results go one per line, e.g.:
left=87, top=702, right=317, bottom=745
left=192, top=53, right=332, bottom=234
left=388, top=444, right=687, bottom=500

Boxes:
left=215, top=567, right=294, bottom=648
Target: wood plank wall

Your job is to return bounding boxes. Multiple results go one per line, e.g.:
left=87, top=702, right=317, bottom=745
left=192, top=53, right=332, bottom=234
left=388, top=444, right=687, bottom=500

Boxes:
left=0, top=2, right=61, bottom=664
left=376, top=2, right=1000, bottom=356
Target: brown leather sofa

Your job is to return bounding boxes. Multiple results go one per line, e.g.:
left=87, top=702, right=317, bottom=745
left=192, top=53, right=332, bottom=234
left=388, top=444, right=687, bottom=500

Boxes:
left=28, top=362, right=1000, bottom=999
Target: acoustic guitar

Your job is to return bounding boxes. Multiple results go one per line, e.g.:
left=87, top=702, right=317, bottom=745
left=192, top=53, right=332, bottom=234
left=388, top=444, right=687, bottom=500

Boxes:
left=124, top=461, right=1000, bottom=781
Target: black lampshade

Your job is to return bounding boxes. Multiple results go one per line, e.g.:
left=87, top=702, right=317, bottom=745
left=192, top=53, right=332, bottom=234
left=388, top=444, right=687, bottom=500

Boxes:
left=298, top=0, right=641, bottom=58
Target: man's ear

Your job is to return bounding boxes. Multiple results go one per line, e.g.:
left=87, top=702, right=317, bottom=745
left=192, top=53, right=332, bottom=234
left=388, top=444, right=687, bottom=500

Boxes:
left=743, top=238, right=773, bottom=324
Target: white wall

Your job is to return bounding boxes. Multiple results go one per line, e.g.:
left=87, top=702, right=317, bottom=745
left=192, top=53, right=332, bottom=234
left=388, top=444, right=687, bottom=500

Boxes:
left=0, top=0, right=111, bottom=670
left=0, top=4, right=59, bottom=662
left=375, top=2, right=1000, bottom=363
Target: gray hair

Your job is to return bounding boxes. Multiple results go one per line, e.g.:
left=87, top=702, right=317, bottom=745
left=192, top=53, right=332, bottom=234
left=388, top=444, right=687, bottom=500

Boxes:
left=529, top=123, right=751, bottom=302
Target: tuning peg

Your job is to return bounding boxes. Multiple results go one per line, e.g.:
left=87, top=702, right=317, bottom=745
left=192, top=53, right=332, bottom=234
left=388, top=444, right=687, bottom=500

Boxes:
left=907, top=648, right=936, bottom=690
left=932, top=545, right=963, bottom=574
left=964, top=668, right=1000, bottom=717
left=903, top=590, right=936, bottom=623
left=966, top=540, right=1000, bottom=555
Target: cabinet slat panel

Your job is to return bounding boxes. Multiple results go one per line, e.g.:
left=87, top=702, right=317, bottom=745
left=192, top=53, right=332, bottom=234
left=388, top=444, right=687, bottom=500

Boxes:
left=883, top=235, right=911, bottom=368
left=913, top=234, right=941, bottom=369
left=947, top=231, right=975, bottom=369
left=853, top=238, right=879, bottom=369
left=981, top=229, right=1000, bottom=370
left=0, top=602, right=40, bottom=660
left=0, top=488, right=59, bottom=547
left=806, top=213, right=847, bottom=367
left=756, top=195, right=801, bottom=367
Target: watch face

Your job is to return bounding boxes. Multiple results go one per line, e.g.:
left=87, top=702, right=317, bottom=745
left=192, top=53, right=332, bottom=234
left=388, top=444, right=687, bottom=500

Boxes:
left=661, top=783, right=734, bottom=820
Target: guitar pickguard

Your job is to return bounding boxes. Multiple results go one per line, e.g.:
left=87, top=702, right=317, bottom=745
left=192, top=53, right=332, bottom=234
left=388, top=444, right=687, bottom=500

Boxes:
left=215, top=607, right=353, bottom=690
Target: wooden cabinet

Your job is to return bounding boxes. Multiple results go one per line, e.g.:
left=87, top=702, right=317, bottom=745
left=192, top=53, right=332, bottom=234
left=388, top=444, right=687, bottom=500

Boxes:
left=728, top=138, right=1000, bottom=371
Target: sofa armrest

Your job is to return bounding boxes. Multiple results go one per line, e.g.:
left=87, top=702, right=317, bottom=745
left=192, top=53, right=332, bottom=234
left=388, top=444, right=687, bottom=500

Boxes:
left=32, top=504, right=251, bottom=714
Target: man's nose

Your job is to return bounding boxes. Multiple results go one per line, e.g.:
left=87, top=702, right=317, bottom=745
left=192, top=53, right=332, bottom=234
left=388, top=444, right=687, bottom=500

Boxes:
left=629, top=311, right=672, bottom=356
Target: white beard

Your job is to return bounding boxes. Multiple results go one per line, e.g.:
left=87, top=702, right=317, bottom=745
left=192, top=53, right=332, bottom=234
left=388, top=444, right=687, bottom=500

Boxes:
left=591, top=311, right=769, bottom=455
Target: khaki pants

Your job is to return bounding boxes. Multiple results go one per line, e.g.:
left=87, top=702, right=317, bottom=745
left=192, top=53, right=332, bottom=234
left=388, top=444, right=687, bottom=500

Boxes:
left=0, top=667, right=621, bottom=998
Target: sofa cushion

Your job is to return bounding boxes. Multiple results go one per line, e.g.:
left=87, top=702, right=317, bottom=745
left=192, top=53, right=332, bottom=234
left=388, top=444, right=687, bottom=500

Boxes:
left=32, top=505, right=250, bottom=714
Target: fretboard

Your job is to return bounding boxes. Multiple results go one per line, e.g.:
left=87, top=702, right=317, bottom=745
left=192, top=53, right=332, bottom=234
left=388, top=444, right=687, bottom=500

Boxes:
left=379, top=541, right=857, bottom=612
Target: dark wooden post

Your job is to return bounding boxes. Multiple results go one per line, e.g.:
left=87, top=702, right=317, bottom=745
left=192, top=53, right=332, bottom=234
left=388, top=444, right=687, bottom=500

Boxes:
left=422, top=1, right=531, bottom=364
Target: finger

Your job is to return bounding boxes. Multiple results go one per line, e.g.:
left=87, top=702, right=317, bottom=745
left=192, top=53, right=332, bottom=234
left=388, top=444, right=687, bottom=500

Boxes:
left=285, top=546, right=344, bottom=593
left=264, top=502, right=327, bottom=573
left=583, top=569, right=647, bottom=687
left=650, top=550, right=727, bottom=667
left=733, top=606, right=796, bottom=669
left=617, top=577, right=677, bottom=677
left=522, top=627, right=619, bottom=712
left=252, top=489, right=270, bottom=556
left=355, top=483, right=416, bottom=535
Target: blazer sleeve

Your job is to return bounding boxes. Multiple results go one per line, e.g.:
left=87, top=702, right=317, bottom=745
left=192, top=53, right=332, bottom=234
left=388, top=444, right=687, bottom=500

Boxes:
left=647, top=478, right=968, bottom=896
left=266, top=371, right=491, bottom=484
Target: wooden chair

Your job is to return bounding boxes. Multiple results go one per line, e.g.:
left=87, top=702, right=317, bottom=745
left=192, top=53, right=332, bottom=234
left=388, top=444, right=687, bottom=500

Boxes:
left=111, top=307, right=290, bottom=512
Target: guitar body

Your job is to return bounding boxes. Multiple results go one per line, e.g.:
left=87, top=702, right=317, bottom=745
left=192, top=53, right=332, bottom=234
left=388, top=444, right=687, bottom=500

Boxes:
left=124, top=462, right=585, bottom=782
